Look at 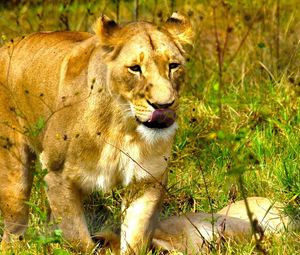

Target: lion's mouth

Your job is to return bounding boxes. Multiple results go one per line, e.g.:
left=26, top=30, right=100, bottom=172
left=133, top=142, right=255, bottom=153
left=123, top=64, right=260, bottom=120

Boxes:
left=140, top=109, right=176, bottom=129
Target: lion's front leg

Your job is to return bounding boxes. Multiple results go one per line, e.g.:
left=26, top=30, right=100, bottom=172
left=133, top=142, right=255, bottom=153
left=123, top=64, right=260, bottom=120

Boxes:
left=44, top=171, right=94, bottom=253
left=121, top=183, right=164, bottom=254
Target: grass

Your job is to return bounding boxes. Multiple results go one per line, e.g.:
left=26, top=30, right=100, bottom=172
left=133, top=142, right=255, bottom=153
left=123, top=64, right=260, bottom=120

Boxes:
left=0, top=0, right=300, bottom=254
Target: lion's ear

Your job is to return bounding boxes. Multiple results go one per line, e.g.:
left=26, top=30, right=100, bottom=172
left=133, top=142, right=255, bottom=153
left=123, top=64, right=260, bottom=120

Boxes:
left=164, top=12, right=194, bottom=49
left=93, top=15, right=119, bottom=39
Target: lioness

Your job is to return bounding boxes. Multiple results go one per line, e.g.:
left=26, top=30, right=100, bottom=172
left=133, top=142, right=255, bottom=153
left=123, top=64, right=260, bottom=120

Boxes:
left=0, top=13, right=192, bottom=254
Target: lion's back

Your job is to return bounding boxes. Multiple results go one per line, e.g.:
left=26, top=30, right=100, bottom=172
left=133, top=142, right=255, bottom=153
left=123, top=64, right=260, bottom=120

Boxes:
left=0, top=31, right=93, bottom=148
left=0, top=31, right=92, bottom=90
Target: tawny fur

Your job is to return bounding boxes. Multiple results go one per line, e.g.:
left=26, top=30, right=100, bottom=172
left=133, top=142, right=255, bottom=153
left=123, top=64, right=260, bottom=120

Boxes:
left=0, top=14, right=192, bottom=254
left=94, top=197, right=292, bottom=254
left=152, top=197, right=291, bottom=254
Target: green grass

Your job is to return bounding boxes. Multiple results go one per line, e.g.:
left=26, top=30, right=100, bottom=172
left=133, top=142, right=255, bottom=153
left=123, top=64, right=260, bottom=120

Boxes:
left=0, top=0, right=300, bottom=254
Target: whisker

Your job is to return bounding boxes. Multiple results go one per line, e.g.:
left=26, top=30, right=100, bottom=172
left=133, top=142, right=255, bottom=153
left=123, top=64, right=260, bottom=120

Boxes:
left=134, top=111, right=152, bottom=115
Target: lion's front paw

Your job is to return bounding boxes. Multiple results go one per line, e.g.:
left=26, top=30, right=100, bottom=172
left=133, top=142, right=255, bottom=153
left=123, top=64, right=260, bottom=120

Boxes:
left=92, top=231, right=120, bottom=255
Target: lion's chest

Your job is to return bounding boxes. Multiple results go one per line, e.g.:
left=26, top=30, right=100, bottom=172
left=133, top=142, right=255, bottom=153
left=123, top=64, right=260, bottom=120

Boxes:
left=41, top=134, right=168, bottom=193
left=79, top=138, right=153, bottom=192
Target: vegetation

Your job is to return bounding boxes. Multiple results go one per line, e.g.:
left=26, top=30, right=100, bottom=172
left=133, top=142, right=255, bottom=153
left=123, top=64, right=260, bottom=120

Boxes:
left=0, top=0, right=299, bottom=254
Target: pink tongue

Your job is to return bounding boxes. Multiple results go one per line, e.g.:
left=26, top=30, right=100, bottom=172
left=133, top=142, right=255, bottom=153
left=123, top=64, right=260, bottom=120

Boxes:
left=149, top=109, right=176, bottom=126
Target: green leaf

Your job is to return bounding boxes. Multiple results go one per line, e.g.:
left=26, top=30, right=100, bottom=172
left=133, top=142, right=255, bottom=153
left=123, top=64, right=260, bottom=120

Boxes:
left=54, top=229, right=63, bottom=238
left=36, top=117, right=45, bottom=130
left=257, top=42, right=266, bottom=48
left=217, top=130, right=225, bottom=140
left=53, top=249, right=70, bottom=255
left=26, top=117, right=46, bottom=137
left=24, top=201, right=47, bottom=222
left=213, top=82, right=219, bottom=91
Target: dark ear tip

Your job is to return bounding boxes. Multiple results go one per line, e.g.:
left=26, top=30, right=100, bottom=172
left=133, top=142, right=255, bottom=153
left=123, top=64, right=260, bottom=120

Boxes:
left=100, top=14, right=109, bottom=22
left=166, top=17, right=183, bottom=24
left=107, top=20, right=118, bottom=28
left=100, top=14, right=118, bottom=28
left=167, top=12, right=187, bottom=24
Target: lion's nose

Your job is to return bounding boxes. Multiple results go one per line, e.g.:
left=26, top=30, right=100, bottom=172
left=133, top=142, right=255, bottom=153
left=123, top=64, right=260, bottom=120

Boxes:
left=147, top=100, right=175, bottom=109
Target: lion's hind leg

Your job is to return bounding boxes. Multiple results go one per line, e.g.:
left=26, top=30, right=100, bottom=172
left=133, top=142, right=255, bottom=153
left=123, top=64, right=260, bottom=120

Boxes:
left=0, top=138, right=35, bottom=250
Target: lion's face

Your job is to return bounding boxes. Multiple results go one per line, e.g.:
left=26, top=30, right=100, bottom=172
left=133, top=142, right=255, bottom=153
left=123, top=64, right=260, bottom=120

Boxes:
left=95, top=15, right=192, bottom=134
left=109, top=27, right=184, bottom=129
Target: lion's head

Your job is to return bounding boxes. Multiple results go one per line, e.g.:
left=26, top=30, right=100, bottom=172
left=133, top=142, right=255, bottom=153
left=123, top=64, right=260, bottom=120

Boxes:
left=93, top=13, right=193, bottom=140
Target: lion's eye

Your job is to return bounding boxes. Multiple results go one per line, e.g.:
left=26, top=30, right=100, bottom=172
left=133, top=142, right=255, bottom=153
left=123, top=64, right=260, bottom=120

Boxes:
left=169, top=63, right=180, bottom=70
left=129, top=65, right=142, bottom=73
